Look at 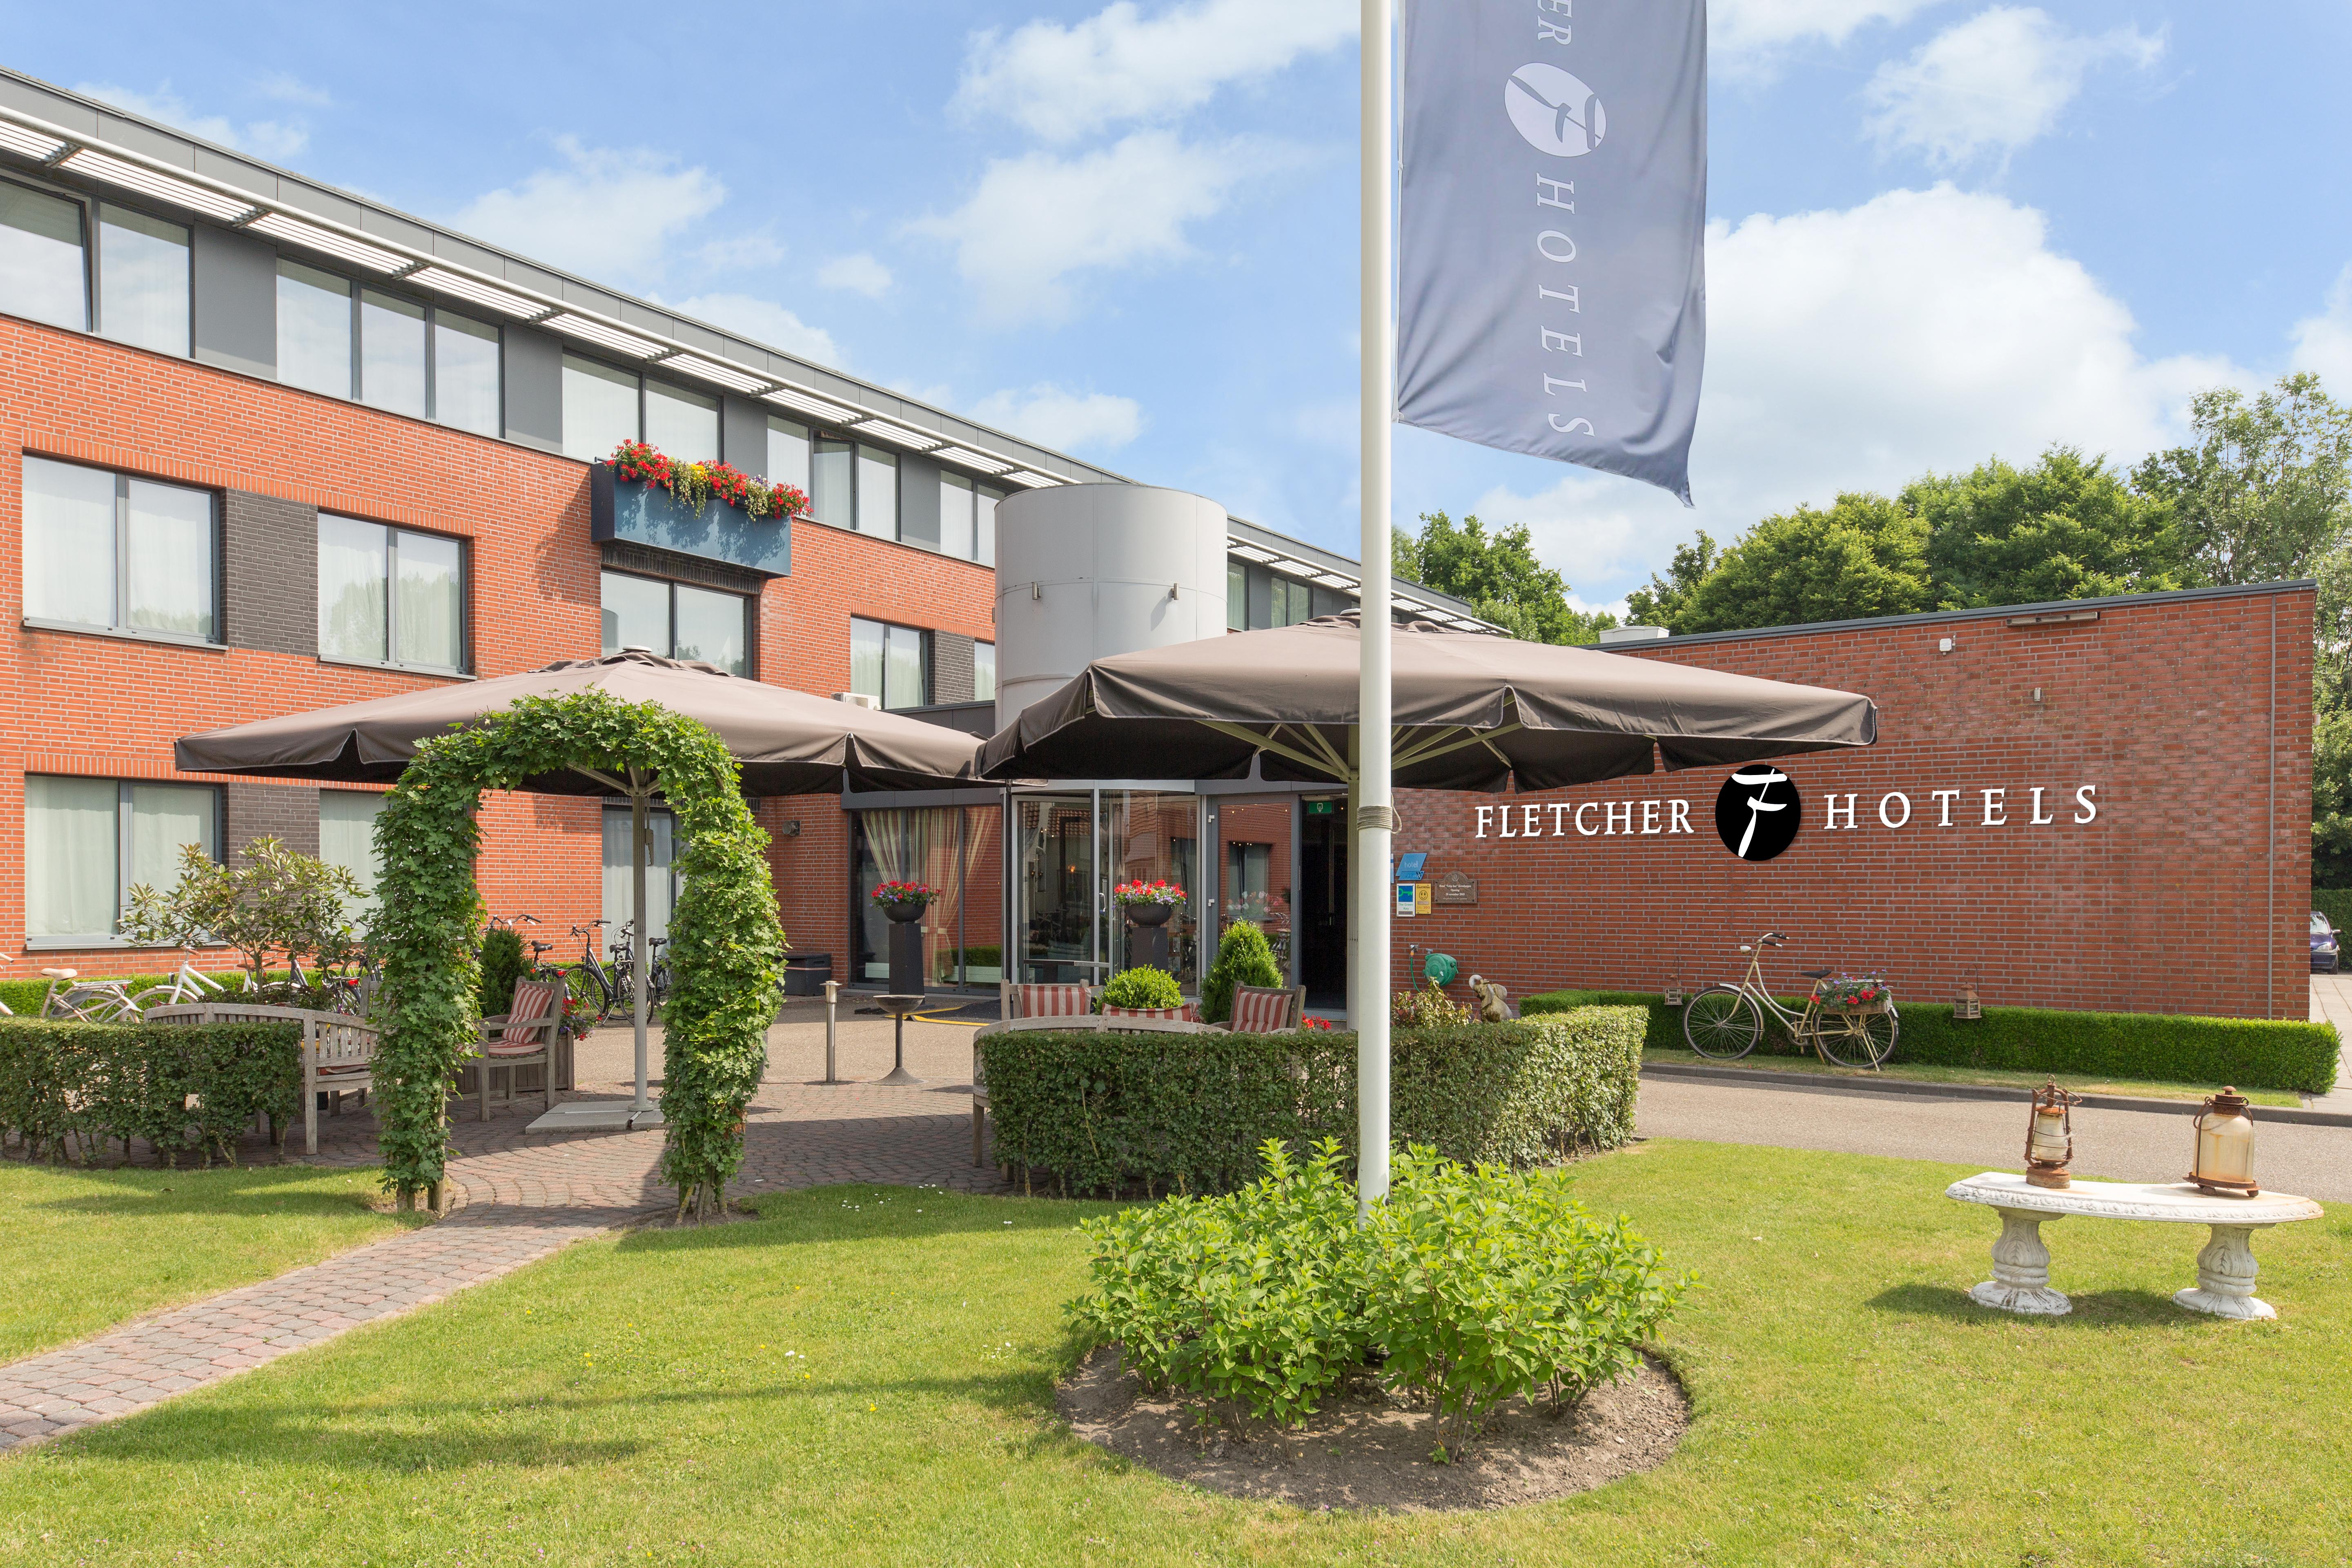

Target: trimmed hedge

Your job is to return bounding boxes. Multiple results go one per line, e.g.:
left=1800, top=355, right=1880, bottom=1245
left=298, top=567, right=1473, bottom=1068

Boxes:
left=0, top=1016, right=302, bottom=1166
left=0, top=966, right=325, bottom=1018
left=1523, top=989, right=2342, bottom=1095
left=2315, top=889, right=2352, bottom=935
left=982, top=1007, right=1644, bottom=1197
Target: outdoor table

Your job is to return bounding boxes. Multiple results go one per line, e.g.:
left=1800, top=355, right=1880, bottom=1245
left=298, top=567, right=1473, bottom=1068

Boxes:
left=1944, top=1172, right=2323, bottom=1321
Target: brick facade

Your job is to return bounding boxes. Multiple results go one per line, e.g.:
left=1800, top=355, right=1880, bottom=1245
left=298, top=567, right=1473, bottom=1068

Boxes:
left=1389, top=586, right=2314, bottom=1021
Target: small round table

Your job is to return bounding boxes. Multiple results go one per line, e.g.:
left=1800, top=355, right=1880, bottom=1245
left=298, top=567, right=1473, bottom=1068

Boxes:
left=1944, top=1172, right=2323, bottom=1320
left=874, top=993, right=929, bottom=1087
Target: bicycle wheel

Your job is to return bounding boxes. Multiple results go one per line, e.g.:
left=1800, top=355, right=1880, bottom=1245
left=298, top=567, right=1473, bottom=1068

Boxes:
left=1816, top=1010, right=1897, bottom=1068
left=1683, top=986, right=1764, bottom=1060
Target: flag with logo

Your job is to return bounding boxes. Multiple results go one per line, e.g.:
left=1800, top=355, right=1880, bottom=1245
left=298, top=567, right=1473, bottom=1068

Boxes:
left=1396, top=0, right=1708, bottom=503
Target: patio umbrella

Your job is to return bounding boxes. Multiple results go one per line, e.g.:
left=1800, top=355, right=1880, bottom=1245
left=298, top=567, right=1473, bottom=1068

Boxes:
left=177, top=650, right=982, bottom=1118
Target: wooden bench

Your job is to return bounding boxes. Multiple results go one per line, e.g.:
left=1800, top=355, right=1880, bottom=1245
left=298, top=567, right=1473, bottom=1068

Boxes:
left=145, top=1002, right=378, bottom=1157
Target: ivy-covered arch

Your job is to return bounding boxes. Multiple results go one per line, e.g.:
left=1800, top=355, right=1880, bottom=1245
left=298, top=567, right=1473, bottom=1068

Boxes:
left=369, top=689, right=786, bottom=1218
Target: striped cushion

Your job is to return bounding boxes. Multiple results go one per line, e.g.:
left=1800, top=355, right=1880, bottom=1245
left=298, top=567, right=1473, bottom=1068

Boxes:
left=496, top=980, right=562, bottom=1049
left=1101, top=1004, right=1202, bottom=1022
left=1229, top=987, right=1294, bottom=1035
left=1013, top=983, right=1091, bottom=1018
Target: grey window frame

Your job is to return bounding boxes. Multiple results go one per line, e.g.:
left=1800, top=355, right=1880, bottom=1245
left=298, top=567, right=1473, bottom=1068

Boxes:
left=22, top=776, right=222, bottom=949
left=20, top=458, right=221, bottom=647
left=94, top=201, right=192, bottom=357
left=599, top=568, right=755, bottom=676
left=279, top=260, right=504, bottom=431
left=808, top=430, right=916, bottom=541
left=0, top=172, right=91, bottom=333
left=316, top=514, right=471, bottom=675
left=849, top=614, right=933, bottom=709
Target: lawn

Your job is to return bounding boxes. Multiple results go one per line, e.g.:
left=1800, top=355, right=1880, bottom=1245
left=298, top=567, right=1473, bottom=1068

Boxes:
left=2, top=1144, right=2347, bottom=1565
left=1642, top=1046, right=2311, bottom=1107
left=0, top=1162, right=425, bottom=1361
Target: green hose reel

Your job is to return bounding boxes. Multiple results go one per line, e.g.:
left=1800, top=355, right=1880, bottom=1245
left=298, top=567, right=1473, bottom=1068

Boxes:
left=1421, top=950, right=1459, bottom=987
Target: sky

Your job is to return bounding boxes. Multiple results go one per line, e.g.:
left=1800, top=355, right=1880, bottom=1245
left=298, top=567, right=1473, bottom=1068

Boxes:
left=10, top=1, right=2352, bottom=615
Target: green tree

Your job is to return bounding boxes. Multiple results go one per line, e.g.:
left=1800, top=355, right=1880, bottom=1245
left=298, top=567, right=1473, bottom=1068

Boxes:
left=1677, top=493, right=1933, bottom=633
left=1624, top=530, right=1718, bottom=630
left=1396, top=510, right=1617, bottom=643
left=1392, top=525, right=1423, bottom=586
left=1910, top=447, right=2183, bottom=609
left=2132, top=372, right=2352, bottom=586
left=121, top=836, right=364, bottom=987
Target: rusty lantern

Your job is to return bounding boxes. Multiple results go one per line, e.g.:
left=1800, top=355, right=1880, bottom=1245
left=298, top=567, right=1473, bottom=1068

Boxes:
left=2023, top=1079, right=2082, bottom=1189
left=2188, top=1087, right=2259, bottom=1198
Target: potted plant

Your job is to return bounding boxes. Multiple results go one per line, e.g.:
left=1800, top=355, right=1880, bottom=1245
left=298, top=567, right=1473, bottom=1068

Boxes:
left=872, top=880, right=936, bottom=924
left=1113, top=879, right=1185, bottom=927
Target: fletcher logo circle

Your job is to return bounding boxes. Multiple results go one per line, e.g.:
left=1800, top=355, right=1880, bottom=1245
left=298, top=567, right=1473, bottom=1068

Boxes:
left=1505, top=63, right=1606, bottom=157
left=1715, top=768, right=1802, bottom=862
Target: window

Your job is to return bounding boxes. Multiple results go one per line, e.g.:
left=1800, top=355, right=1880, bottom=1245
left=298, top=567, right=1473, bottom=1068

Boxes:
left=319, top=790, right=388, bottom=912
left=974, top=641, right=997, bottom=704
left=856, top=444, right=898, bottom=537
left=1230, top=562, right=1328, bottom=630
left=0, top=180, right=86, bottom=331
left=850, top=616, right=930, bottom=709
left=318, top=514, right=465, bottom=672
left=767, top=417, right=810, bottom=496
left=562, top=354, right=640, bottom=461
left=805, top=436, right=907, bottom=538
left=976, top=481, right=1001, bottom=567
left=97, top=205, right=189, bottom=356
left=22, top=457, right=217, bottom=642
left=645, top=380, right=718, bottom=463
left=1227, top=561, right=1246, bottom=631
left=811, top=435, right=853, bottom=526
left=603, top=806, right=682, bottom=942
left=434, top=312, right=502, bottom=437
left=938, top=472, right=1007, bottom=563
left=360, top=288, right=427, bottom=418
left=599, top=570, right=751, bottom=676
left=277, top=259, right=352, bottom=396
left=24, top=776, right=218, bottom=944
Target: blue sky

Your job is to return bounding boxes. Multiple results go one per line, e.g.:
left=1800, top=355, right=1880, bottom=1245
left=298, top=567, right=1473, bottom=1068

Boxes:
left=10, top=1, right=2352, bottom=612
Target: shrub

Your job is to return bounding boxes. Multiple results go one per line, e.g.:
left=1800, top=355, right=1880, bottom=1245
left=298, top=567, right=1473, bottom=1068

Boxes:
left=1200, top=920, right=1283, bottom=1024
left=118, top=836, right=363, bottom=989
left=477, top=927, right=528, bottom=1018
left=1102, top=966, right=1183, bottom=1010
left=1522, top=989, right=2341, bottom=1094
left=1393, top=981, right=1472, bottom=1028
left=0, top=1016, right=301, bottom=1166
left=982, top=1007, right=1645, bottom=1196
left=1066, top=1138, right=1688, bottom=1454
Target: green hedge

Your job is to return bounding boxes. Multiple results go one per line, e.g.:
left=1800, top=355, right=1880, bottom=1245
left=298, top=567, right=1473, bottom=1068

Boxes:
left=2314, top=889, right=2352, bottom=934
left=0, top=967, right=321, bottom=1018
left=981, top=1007, right=1644, bottom=1197
left=0, top=1016, right=302, bottom=1166
left=1523, top=990, right=2342, bottom=1095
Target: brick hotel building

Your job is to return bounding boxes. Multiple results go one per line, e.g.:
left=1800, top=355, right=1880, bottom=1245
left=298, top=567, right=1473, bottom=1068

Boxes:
left=0, top=69, right=2311, bottom=1022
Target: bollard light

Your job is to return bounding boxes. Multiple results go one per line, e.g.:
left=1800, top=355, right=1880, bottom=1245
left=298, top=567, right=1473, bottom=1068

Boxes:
left=2023, top=1079, right=2081, bottom=1189
left=2188, top=1087, right=2259, bottom=1198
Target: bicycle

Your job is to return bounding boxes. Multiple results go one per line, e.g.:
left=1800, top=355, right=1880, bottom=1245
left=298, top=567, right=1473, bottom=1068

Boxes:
left=146, top=958, right=232, bottom=1007
left=24, top=967, right=147, bottom=1022
left=1682, top=931, right=1899, bottom=1069
left=564, top=921, right=627, bottom=1027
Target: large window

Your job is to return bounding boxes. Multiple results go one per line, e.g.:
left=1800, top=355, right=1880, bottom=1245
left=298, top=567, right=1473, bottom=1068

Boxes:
left=434, top=312, right=502, bottom=437
left=856, top=445, right=898, bottom=537
left=97, top=205, right=189, bottom=356
left=1229, top=561, right=1339, bottom=630
left=24, top=776, right=218, bottom=945
left=318, top=514, right=465, bottom=672
left=804, top=435, right=906, bottom=538
left=810, top=435, right=853, bottom=526
left=768, top=417, right=810, bottom=496
left=850, top=616, right=930, bottom=709
left=974, top=641, right=997, bottom=704
left=562, top=354, right=640, bottom=461
left=318, top=790, right=388, bottom=913
left=278, top=259, right=500, bottom=431
left=360, top=289, right=427, bottom=418
left=599, top=570, right=750, bottom=675
left=939, top=472, right=1007, bottom=565
left=22, top=457, right=216, bottom=642
left=0, top=180, right=87, bottom=332
left=645, top=380, right=718, bottom=462
left=277, top=259, right=352, bottom=397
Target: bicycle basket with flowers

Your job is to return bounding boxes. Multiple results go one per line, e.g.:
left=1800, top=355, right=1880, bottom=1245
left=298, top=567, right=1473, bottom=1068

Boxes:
left=1111, top=879, right=1186, bottom=906
left=871, top=880, right=936, bottom=912
left=1815, top=973, right=1894, bottom=1012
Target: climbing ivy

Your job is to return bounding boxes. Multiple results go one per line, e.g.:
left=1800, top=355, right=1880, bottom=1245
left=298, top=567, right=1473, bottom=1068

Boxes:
left=370, top=690, right=786, bottom=1217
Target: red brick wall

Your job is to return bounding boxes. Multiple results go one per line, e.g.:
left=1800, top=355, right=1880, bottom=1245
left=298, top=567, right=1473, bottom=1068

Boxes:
left=1390, top=588, right=2314, bottom=1021
left=0, top=315, right=993, bottom=976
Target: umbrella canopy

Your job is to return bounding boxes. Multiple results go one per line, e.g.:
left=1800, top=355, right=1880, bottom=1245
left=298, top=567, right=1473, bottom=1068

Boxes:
left=978, top=613, right=1875, bottom=790
left=176, top=650, right=980, bottom=795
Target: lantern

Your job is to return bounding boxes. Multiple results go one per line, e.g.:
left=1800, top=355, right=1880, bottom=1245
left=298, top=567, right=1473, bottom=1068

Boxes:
left=2188, top=1087, right=2259, bottom=1198
left=1664, top=981, right=1686, bottom=1007
left=1954, top=985, right=1983, bottom=1021
left=2023, top=1080, right=2081, bottom=1188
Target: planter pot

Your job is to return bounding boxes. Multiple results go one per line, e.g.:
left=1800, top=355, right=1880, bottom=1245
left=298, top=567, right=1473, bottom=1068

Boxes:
left=882, top=901, right=928, bottom=924
left=590, top=468, right=792, bottom=577
left=1123, top=902, right=1175, bottom=927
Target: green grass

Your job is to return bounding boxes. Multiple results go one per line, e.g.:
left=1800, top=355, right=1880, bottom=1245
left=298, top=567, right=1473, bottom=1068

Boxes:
left=1642, top=1045, right=2310, bottom=1107
left=3, top=1148, right=2348, bottom=1565
left=0, top=1163, right=424, bottom=1361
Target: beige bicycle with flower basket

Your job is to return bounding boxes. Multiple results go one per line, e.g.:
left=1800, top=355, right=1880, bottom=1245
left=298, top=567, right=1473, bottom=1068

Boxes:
left=1682, top=931, right=1899, bottom=1068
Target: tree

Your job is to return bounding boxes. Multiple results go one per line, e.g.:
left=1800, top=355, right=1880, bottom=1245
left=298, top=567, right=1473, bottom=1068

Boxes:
left=1624, top=531, right=1718, bottom=630
left=1910, top=447, right=2183, bottom=610
left=1392, top=526, right=1423, bottom=586
left=120, top=836, right=364, bottom=987
left=2132, top=372, right=2352, bottom=586
left=1676, top=493, right=1933, bottom=633
left=1396, top=510, right=1617, bottom=644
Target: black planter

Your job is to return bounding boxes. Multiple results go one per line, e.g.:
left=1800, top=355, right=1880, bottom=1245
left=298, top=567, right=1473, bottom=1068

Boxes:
left=886, top=910, right=927, bottom=996
left=1124, top=902, right=1174, bottom=927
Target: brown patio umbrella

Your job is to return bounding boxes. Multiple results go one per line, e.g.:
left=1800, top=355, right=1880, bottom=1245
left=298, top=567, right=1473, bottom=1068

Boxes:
left=178, top=650, right=982, bottom=1120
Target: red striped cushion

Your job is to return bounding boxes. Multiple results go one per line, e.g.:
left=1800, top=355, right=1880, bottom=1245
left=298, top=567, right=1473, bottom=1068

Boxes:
left=498, top=980, right=562, bottom=1046
left=1102, top=1005, right=1196, bottom=1021
left=1230, top=987, right=1293, bottom=1034
left=1013, top=983, right=1091, bottom=1018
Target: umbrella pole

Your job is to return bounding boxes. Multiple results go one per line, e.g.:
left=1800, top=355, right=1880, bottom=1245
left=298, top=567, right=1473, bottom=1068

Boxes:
left=631, top=777, right=651, bottom=1117
left=1355, top=0, right=1396, bottom=1216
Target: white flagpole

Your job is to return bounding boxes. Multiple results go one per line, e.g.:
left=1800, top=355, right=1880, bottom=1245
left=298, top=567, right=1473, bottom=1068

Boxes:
left=1356, top=0, right=1395, bottom=1213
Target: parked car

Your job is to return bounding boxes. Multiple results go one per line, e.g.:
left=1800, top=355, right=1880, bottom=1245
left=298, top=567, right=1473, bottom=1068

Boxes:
left=2313, top=911, right=2340, bottom=973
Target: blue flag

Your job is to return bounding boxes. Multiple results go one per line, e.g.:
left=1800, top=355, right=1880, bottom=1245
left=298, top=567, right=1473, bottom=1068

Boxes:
left=1396, top=0, right=1708, bottom=503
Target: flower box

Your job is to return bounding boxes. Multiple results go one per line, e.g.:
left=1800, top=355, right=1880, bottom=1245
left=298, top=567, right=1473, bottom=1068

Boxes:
left=590, top=466, right=793, bottom=577
left=1814, top=973, right=1894, bottom=1013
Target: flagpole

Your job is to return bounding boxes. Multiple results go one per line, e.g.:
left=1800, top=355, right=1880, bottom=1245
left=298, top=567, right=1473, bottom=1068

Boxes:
left=1356, top=0, right=1395, bottom=1214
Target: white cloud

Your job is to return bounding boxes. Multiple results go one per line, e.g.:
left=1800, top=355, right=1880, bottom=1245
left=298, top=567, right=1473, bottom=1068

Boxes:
left=691, top=232, right=787, bottom=272
left=1469, top=185, right=2242, bottom=603
left=2290, top=267, right=2352, bottom=394
left=669, top=293, right=842, bottom=367
left=1863, top=7, right=2164, bottom=169
left=817, top=253, right=893, bottom=298
left=956, top=0, right=1354, bottom=143
left=74, top=80, right=308, bottom=161
left=1712, top=0, right=1948, bottom=76
left=451, top=137, right=724, bottom=286
left=910, top=130, right=1290, bottom=325
left=253, top=71, right=333, bottom=108
left=969, top=384, right=1144, bottom=453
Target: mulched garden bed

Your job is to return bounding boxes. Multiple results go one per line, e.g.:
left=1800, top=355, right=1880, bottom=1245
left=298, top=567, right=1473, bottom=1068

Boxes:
left=1057, top=1344, right=1688, bottom=1512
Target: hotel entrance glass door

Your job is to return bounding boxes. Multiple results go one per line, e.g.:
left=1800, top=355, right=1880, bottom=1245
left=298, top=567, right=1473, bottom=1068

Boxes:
left=1012, top=791, right=1205, bottom=991
left=1016, top=795, right=1096, bottom=984
left=1298, top=797, right=1347, bottom=1009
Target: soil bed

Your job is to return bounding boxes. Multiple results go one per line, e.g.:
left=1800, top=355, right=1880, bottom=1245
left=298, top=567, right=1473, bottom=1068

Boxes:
left=1057, top=1345, right=1688, bottom=1512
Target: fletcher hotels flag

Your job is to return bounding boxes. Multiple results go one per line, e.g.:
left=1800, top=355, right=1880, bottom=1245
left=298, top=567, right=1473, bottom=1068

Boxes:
left=1396, top=0, right=1708, bottom=503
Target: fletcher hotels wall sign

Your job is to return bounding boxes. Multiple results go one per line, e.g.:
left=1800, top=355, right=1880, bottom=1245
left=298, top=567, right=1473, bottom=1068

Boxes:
left=1472, top=769, right=2102, bottom=862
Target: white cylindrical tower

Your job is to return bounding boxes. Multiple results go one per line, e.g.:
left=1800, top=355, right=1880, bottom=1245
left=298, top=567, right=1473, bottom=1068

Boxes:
left=993, top=483, right=1230, bottom=730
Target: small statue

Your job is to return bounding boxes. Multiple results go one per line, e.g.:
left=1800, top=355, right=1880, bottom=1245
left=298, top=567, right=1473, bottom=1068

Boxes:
left=1467, top=973, right=1511, bottom=1023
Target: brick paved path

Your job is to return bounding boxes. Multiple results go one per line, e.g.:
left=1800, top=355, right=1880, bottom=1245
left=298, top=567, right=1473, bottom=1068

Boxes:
left=0, top=1005, right=1007, bottom=1453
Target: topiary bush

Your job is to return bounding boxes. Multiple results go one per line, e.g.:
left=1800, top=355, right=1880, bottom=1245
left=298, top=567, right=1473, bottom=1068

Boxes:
left=1066, top=1137, right=1688, bottom=1456
left=476, top=927, right=528, bottom=1020
left=1101, top=966, right=1183, bottom=1010
left=1200, top=920, right=1283, bottom=1024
